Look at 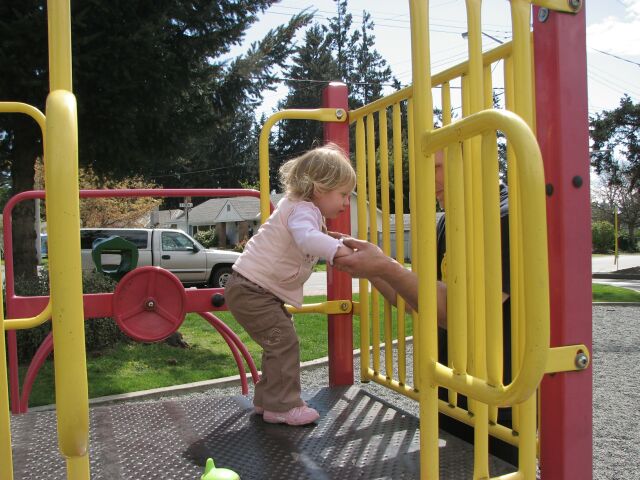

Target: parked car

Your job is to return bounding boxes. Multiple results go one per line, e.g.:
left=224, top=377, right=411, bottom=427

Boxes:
left=80, top=228, right=239, bottom=287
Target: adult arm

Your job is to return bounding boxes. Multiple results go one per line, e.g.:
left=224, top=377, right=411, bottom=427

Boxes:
left=333, top=237, right=449, bottom=327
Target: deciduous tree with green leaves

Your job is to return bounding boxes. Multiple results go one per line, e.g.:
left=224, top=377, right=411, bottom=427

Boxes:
left=590, top=95, right=640, bottom=251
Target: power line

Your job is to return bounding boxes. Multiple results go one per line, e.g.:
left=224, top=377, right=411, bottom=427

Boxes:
left=590, top=47, right=640, bottom=68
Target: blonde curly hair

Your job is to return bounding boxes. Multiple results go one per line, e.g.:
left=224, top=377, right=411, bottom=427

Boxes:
left=279, top=143, right=356, bottom=201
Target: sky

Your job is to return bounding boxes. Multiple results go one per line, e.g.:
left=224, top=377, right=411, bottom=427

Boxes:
left=227, top=0, right=640, bottom=119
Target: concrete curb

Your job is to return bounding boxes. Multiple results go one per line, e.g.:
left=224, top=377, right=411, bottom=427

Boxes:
left=592, top=302, right=640, bottom=307
left=592, top=273, right=640, bottom=280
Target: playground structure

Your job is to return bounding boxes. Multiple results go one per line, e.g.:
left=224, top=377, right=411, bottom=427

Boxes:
left=0, top=1, right=592, bottom=479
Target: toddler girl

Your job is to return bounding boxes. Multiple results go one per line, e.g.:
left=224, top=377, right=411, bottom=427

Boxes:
left=225, top=144, right=355, bottom=426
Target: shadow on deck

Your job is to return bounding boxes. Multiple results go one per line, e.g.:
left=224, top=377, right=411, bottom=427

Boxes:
left=11, top=386, right=514, bottom=479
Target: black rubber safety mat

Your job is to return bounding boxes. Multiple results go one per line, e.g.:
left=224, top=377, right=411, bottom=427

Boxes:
left=10, top=386, right=515, bottom=479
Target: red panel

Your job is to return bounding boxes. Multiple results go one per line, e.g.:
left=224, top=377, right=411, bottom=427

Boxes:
left=533, top=6, right=593, bottom=479
left=322, top=82, right=354, bottom=386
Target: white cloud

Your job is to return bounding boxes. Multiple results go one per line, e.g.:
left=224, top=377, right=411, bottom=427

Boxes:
left=587, top=0, right=640, bottom=56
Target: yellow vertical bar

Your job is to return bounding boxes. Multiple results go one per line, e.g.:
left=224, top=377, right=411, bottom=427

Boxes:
left=441, top=81, right=465, bottom=410
left=45, top=92, right=89, bottom=466
left=444, top=143, right=468, bottom=378
left=504, top=53, right=521, bottom=433
left=409, top=1, right=439, bottom=478
left=461, top=74, right=475, bottom=396
left=464, top=1, right=489, bottom=476
left=366, top=114, right=381, bottom=375
left=483, top=64, right=503, bottom=428
left=66, top=456, right=90, bottom=480
left=47, top=2, right=89, bottom=476
left=48, top=0, right=73, bottom=91
left=510, top=2, right=537, bottom=475
left=379, top=109, right=394, bottom=379
left=407, top=99, right=420, bottom=390
left=392, top=103, right=407, bottom=385
left=0, top=292, right=13, bottom=480
left=355, top=118, right=370, bottom=381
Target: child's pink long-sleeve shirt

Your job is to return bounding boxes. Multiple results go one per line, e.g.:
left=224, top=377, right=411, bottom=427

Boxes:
left=232, top=197, right=342, bottom=307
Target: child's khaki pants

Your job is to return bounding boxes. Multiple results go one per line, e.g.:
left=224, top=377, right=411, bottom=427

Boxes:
left=224, top=272, right=304, bottom=412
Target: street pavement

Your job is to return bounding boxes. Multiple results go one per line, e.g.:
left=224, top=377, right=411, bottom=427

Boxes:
left=592, top=254, right=640, bottom=273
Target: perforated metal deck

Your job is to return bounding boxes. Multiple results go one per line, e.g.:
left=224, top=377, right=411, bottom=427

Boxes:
left=10, top=386, right=515, bottom=479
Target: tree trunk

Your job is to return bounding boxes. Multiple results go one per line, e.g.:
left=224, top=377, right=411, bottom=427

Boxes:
left=10, top=117, right=41, bottom=281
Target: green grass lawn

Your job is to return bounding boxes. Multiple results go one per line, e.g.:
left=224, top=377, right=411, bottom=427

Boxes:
left=592, top=283, right=640, bottom=302
left=19, top=294, right=413, bottom=407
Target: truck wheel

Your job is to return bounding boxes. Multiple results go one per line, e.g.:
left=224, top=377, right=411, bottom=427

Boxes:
left=212, top=266, right=233, bottom=288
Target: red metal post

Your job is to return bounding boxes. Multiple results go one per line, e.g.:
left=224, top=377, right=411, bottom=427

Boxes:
left=533, top=6, right=593, bottom=479
left=322, top=82, right=354, bottom=386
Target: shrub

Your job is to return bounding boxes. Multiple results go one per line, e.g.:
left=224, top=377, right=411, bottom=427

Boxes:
left=194, top=228, right=218, bottom=248
left=234, top=236, right=249, bottom=253
left=592, top=220, right=615, bottom=253
left=12, top=269, right=127, bottom=363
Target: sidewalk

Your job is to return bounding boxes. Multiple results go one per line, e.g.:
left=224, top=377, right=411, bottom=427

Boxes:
left=592, top=254, right=640, bottom=273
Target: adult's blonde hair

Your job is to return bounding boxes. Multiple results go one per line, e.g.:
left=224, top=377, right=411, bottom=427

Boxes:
left=279, top=143, right=356, bottom=201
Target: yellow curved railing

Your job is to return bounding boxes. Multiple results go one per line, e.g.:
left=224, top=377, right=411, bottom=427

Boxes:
left=258, top=108, right=347, bottom=221
left=424, top=109, right=549, bottom=406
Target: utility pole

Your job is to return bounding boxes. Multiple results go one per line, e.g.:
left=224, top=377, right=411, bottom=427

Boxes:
left=179, top=196, right=193, bottom=234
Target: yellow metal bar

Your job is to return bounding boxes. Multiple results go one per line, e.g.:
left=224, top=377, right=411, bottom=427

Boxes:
left=545, top=345, right=590, bottom=373
left=464, top=2, right=490, bottom=475
left=4, top=305, right=53, bottom=331
left=532, top=0, right=582, bottom=12
left=407, top=99, right=420, bottom=390
left=348, top=43, right=513, bottom=123
left=378, top=110, right=394, bottom=379
left=48, top=0, right=73, bottom=91
left=366, top=369, right=419, bottom=398
left=286, top=300, right=353, bottom=315
left=441, top=82, right=460, bottom=409
left=504, top=52, right=521, bottom=432
left=511, top=0, right=536, bottom=441
left=0, top=272, right=13, bottom=480
left=408, top=1, right=439, bottom=478
left=0, top=104, right=54, bottom=333
left=66, top=455, right=90, bottom=480
left=45, top=90, right=89, bottom=462
left=392, top=103, right=407, bottom=385
left=355, top=118, right=370, bottom=382
left=0, top=102, right=47, bottom=131
left=258, top=108, right=347, bottom=221
left=482, top=65, right=504, bottom=428
left=438, top=400, right=520, bottom=448
left=518, top=396, right=538, bottom=478
left=366, top=114, right=381, bottom=375
left=445, top=143, right=468, bottom=388
left=460, top=73, right=476, bottom=414
left=424, top=109, right=549, bottom=407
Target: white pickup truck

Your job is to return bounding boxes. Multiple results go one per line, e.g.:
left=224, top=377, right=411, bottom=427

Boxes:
left=80, top=228, right=240, bottom=287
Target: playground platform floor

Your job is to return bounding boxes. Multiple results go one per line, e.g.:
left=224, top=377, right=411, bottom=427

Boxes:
left=10, top=385, right=515, bottom=479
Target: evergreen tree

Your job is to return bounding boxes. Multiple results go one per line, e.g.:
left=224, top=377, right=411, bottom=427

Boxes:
left=0, top=0, right=311, bottom=277
left=273, top=0, right=396, bottom=171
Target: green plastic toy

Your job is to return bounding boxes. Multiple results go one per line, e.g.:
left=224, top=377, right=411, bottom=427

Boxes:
left=200, top=458, right=240, bottom=480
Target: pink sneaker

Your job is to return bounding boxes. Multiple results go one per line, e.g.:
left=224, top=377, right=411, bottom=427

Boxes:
left=254, top=401, right=306, bottom=416
left=263, top=405, right=320, bottom=426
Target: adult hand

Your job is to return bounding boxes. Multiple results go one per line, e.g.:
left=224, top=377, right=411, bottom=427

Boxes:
left=333, top=237, right=394, bottom=279
left=327, top=231, right=347, bottom=240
